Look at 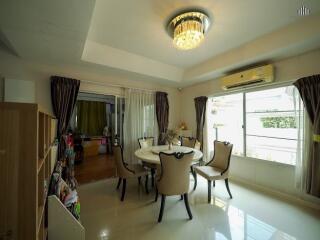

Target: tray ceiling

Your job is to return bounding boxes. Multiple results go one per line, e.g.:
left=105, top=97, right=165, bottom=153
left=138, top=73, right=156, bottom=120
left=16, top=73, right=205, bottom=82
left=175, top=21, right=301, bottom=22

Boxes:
left=1, top=0, right=320, bottom=87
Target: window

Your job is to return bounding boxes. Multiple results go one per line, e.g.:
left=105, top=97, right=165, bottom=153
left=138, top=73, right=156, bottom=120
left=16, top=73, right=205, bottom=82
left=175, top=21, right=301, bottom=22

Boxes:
left=207, top=93, right=244, bottom=157
left=207, top=85, right=303, bottom=165
left=245, top=87, right=303, bottom=165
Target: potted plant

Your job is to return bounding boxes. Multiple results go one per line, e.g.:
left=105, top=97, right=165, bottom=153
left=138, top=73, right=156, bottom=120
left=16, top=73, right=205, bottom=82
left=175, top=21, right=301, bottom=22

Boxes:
left=164, top=129, right=178, bottom=150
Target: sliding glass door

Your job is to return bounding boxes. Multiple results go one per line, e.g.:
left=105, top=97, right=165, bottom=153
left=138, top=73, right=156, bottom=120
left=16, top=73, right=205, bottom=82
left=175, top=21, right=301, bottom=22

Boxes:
left=68, top=92, right=125, bottom=151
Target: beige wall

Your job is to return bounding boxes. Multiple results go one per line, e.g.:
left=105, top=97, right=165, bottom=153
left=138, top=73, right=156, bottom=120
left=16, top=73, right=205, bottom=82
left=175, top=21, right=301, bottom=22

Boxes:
left=181, top=49, right=320, bottom=136
left=0, top=49, right=52, bottom=111
left=180, top=49, right=320, bottom=207
left=2, top=45, right=320, bottom=206
left=0, top=49, right=181, bottom=129
left=4, top=79, right=35, bottom=103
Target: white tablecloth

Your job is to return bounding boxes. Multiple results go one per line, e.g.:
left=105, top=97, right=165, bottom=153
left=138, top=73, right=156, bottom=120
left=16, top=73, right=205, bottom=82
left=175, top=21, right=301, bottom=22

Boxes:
left=134, top=145, right=203, bottom=165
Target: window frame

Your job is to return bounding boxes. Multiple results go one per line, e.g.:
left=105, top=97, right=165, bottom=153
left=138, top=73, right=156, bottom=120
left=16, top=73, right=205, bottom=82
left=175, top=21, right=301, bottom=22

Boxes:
left=207, top=81, right=301, bottom=166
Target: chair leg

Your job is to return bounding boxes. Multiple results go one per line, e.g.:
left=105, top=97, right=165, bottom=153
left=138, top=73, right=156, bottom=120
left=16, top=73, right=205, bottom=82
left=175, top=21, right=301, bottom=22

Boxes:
left=158, top=195, right=166, bottom=223
left=116, top=178, right=122, bottom=189
left=151, top=169, right=155, bottom=187
left=213, top=180, right=215, bottom=187
left=138, top=176, right=141, bottom=185
left=145, top=175, right=149, bottom=194
left=225, top=178, right=233, bottom=199
left=190, top=166, right=197, bottom=190
left=208, top=180, right=212, bottom=203
left=183, top=193, right=193, bottom=220
left=155, top=187, right=158, bottom=202
left=121, top=179, right=126, bottom=201
left=180, top=195, right=183, bottom=200
left=193, top=171, right=197, bottom=191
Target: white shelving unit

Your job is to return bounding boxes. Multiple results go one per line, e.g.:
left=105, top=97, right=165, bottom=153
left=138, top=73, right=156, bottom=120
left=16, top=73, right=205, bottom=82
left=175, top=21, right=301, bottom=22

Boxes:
left=48, top=195, right=85, bottom=240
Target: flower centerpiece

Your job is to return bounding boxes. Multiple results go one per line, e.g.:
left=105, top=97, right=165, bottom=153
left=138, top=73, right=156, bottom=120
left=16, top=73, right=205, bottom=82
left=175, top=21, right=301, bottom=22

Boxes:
left=164, top=129, right=178, bottom=150
left=179, top=121, right=188, bottom=130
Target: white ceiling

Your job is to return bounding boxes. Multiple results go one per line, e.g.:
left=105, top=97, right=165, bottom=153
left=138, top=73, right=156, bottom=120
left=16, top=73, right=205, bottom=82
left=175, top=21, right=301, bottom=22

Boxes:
left=1, top=0, right=320, bottom=87
left=87, top=0, right=320, bottom=68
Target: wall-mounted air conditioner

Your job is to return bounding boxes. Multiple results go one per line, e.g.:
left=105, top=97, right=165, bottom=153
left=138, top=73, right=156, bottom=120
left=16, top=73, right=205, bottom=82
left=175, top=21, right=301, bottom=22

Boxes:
left=221, top=64, right=274, bottom=90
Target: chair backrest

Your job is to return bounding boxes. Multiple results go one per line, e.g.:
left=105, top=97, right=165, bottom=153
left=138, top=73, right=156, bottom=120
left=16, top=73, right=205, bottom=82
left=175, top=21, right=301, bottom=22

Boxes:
left=208, top=141, right=233, bottom=172
left=157, top=151, right=195, bottom=195
left=113, top=145, right=133, bottom=178
left=138, top=137, right=154, bottom=149
left=171, top=137, right=181, bottom=146
left=194, top=140, right=201, bottom=150
left=181, top=137, right=196, bottom=148
left=165, top=138, right=181, bottom=146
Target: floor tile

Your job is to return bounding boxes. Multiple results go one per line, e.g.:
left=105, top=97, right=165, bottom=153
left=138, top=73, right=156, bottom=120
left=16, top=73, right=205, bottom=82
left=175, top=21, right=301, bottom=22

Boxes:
left=78, top=176, right=320, bottom=240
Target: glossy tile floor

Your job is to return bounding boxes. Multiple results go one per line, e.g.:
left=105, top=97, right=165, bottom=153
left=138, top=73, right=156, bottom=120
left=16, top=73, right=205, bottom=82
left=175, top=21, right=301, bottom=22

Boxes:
left=78, top=176, right=320, bottom=240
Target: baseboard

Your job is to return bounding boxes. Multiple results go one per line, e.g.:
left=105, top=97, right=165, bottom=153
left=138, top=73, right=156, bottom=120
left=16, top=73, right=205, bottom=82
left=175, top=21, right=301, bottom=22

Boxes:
left=229, top=176, right=320, bottom=211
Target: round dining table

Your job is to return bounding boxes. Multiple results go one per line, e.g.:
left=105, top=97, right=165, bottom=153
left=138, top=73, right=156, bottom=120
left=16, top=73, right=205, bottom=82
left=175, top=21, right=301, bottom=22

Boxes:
left=134, top=145, right=203, bottom=165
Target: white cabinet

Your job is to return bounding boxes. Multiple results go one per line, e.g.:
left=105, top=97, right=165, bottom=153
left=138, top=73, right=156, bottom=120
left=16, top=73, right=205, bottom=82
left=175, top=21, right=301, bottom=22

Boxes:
left=48, top=196, right=85, bottom=240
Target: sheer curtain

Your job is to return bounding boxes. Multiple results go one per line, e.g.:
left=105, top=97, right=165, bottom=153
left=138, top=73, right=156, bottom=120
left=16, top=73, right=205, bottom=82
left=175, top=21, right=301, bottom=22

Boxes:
left=293, top=87, right=309, bottom=192
left=123, top=89, right=156, bottom=164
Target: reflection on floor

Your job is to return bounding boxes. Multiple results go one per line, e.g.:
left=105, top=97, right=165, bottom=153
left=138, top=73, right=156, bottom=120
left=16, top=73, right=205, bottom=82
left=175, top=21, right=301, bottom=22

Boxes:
left=78, top=176, right=320, bottom=240
left=75, top=154, right=116, bottom=185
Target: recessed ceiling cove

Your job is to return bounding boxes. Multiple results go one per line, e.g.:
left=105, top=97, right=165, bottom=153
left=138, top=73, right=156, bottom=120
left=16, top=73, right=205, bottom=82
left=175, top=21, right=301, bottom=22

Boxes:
left=0, top=0, right=320, bottom=87
left=82, top=0, right=320, bottom=85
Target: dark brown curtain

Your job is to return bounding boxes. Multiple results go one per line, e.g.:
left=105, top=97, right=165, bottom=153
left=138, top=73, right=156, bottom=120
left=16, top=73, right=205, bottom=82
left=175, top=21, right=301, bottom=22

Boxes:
left=294, top=75, right=320, bottom=197
left=156, top=92, right=169, bottom=145
left=195, top=96, right=208, bottom=150
left=51, top=76, right=80, bottom=159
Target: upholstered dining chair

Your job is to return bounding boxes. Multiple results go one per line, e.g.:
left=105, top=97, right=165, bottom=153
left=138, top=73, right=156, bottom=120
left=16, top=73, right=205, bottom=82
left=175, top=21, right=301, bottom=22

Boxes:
left=181, top=137, right=196, bottom=148
left=155, top=151, right=195, bottom=222
left=165, top=138, right=181, bottom=146
left=138, top=137, right=156, bottom=192
left=194, top=141, right=233, bottom=203
left=181, top=137, right=201, bottom=191
left=138, top=137, right=154, bottom=149
left=113, top=144, right=148, bottom=201
left=172, top=137, right=181, bottom=146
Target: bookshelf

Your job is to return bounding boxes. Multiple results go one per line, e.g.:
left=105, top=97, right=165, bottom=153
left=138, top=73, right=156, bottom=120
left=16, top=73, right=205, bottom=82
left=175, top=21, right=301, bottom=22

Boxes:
left=0, top=103, right=57, bottom=240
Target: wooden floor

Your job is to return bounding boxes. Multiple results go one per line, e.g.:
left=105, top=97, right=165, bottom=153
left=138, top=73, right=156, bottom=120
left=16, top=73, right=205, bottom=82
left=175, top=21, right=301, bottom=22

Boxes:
left=75, top=154, right=116, bottom=185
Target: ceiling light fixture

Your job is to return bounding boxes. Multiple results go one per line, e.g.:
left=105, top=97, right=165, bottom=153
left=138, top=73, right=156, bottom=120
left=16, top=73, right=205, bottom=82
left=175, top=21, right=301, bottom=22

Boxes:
left=167, top=10, right=211, bottom=50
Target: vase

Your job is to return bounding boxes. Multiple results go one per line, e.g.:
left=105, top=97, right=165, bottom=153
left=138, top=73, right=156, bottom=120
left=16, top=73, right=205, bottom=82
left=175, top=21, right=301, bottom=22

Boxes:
left=168, top=143, right=173, bottom=150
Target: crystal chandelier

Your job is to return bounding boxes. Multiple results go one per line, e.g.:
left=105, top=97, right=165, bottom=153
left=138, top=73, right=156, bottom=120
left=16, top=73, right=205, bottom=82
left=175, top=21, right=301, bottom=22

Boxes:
left=168, top=11, right=210, bottom=50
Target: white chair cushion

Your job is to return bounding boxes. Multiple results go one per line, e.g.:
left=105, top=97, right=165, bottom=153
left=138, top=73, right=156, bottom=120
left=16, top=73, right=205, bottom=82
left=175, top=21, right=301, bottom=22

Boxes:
left=127, top=164, right=148, bottom=177
left=195, top=166, right=226, bottom=180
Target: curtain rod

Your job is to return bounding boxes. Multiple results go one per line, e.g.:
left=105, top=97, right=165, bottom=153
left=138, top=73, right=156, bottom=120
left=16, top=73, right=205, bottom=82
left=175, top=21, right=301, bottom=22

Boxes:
left=80, top=79, right=156, bottom=93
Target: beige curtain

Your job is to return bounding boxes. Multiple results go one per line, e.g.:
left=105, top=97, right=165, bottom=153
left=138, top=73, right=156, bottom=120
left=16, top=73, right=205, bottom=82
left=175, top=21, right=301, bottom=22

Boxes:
left=294, top=104, right=311, bottom=192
